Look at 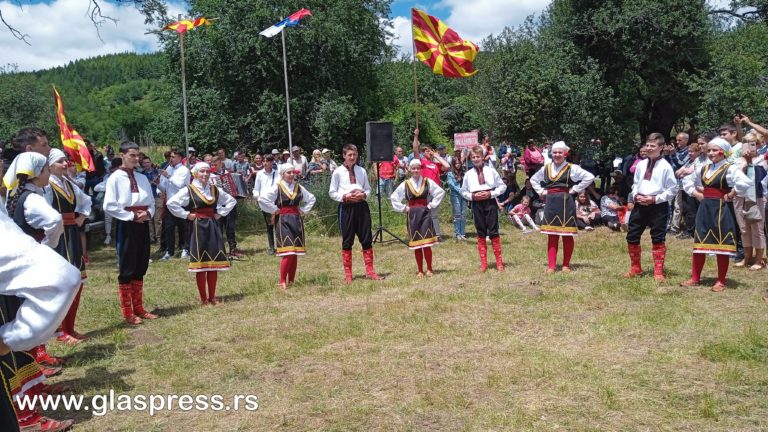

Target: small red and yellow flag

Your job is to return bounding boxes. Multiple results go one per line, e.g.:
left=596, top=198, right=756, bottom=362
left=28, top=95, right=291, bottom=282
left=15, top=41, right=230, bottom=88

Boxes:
left=52, top=86, right=94, bottom=173
left=412, top=8, right=478, bottom=78
left=163, top=17, right=211, bottom=34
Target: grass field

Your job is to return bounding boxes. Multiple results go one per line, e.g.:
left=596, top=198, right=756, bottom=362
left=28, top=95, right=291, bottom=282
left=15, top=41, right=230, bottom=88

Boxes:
left=42, top=201, right=768, bottom=431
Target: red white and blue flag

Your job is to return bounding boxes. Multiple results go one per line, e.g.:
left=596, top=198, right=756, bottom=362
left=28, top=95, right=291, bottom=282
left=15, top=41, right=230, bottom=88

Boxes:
left=259, top=8, right=312, bottom=38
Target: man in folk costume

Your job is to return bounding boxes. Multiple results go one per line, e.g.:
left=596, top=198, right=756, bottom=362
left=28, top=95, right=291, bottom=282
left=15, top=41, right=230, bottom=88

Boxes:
left=3, top=151, right=78, bottom=432
left=623, top=133, right=679, bottom=281
left=166, top=162, right=236, bottom=304
left=258, top=164, right=317, bottom=290
left=103, top=142, right=158, bottom=325
left=530, top=141, right=595, bottom=273
left=391, top=159, right=446, bottom=277
left=46, top=149, right=92, bottom=343
left=329, top=144, right=383, bottom=283
left=680, top=138, right=753, bottom=291
left=252, top=154, right=279, bottom=255
left=460, top=145, right=507, bottom=272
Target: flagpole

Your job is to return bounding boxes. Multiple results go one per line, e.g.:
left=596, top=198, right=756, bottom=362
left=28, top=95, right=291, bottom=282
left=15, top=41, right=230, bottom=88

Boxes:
left=281, top=25, right=294, bottom=155
left=411, top=10, right=420, bottom=130
left=179, top=30, right=191, bottom=167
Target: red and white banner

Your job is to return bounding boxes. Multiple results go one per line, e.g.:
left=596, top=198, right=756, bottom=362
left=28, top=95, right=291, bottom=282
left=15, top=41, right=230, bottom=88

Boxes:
left=454, top=130, right=479, bottom=150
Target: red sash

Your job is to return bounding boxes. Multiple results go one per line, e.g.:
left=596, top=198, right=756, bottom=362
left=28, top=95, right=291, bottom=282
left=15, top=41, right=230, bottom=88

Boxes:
left=408, top=198, right=428, bottom=208
left=279, top=206, right=300, bottom=215
left=61, top=212, right=78, bottom=226
left=703, top=187, right=729, bottom=199
left=191, top=208, right=215, bottom=218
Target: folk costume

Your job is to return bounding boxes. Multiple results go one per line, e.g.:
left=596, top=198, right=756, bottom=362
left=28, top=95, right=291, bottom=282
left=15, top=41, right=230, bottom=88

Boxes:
left=2, top=152, right=79, bottom=432
left=681, top=138, right=753, bottom=291
left=624, top=154, right=679, bottom=281
left=530, top=141, right=594, bottom=272
left=391, top=160, right=446, bottom=276
left=258, top=164, right=317, bottom=288
left=460, top=162, right=507, bottom=272
left=329, top=161, right=382, bottom=283
left=103, top=159, right=157, bottom=324
left=167, top=163, right=236, bottom=304
left=45, top=149, right=92, bottom=343
left=252, top=166, right=279, bottom=254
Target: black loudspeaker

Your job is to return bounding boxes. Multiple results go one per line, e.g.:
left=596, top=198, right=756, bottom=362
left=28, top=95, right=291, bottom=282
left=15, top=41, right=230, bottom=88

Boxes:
left=366, top=121, right=394, bottom=162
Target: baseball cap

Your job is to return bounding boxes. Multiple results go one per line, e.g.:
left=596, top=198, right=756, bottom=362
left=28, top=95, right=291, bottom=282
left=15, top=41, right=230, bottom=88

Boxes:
left=271, top=149, right=280, bottom=155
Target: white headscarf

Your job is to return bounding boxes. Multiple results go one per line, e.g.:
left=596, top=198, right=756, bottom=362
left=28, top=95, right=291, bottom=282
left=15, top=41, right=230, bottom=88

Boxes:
left=48, top=148, right=67, bottom=166
left=3, top=152, right=48, bottom=190
left=408, top=159, right=422, bottom=169
left=278, top=163, right=295, bottom=176
left=709, top=137, right=731, bottom=153
left=551, top=141, right=570, bottom=152
left=191, top=162, right=210, bottom=175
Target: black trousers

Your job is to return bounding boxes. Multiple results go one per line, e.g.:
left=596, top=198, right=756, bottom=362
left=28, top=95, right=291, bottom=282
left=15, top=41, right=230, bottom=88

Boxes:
left=116, top=220, right=150, bottom=284
left=626, top=202, right=669, bottom=245
left=682, top=192, right=699, bottom=236
left=220, top=202, right=239, bottom=249
left=726, top=201, right=744, bottom=258
left=471, top=199, right=499, bottom=238
left=0, top=360, right=19, bottom=432
left=164, top=212, right=188, bottom=255
left=262, top=211, right=275, bottom=251
left=338, top=201, right=373, bottom=250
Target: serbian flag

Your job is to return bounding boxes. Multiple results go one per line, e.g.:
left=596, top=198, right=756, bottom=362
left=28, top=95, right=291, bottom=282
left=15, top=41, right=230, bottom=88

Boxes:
left=412, top=8, right=478, bottom=78
left=52, top=86, right=94, bottom=173
left=163, top=17, right=211, bottom=34
left=259, top=8, right=312, bottom=38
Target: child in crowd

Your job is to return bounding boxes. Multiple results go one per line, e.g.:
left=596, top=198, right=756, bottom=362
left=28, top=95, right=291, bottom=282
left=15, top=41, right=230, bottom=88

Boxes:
left=509, top=195, right=539, bottom=233
left=575, top=191, right=601, bottom=231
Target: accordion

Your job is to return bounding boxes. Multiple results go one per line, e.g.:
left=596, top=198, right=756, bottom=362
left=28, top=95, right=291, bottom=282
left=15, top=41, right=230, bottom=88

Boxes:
left=216, top=173, right=249, bottom=198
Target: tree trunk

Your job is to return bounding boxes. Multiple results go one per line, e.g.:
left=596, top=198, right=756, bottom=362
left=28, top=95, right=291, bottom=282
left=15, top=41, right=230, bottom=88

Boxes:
left=639, top=99, right=678, bottom=141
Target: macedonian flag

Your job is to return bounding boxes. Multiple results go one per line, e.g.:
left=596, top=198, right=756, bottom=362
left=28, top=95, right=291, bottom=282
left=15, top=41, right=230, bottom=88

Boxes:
left=163, top=17, right=211, bottom=34
left=53, top=86, right=95, bottom=172
left=412, top=8, right=478, bottom=78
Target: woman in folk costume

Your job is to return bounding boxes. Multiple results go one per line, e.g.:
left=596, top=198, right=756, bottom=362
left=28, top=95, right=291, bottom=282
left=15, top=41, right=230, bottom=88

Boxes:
left=460, top=145, right=507, bottom=272
left=5, top=152, right=67, bottom=371
left=680, top=138, right=753, bottom=291
left=391, top=159, right=446, bottom=277
left=3, top=152, right=77, bottom=432
left=46, top=149, right=91, bottom=344
left=530, top=141, right=595, bottom=273
left=258, top=164, right=316, bottom=291
left=166, top=162, right=236, bottom=305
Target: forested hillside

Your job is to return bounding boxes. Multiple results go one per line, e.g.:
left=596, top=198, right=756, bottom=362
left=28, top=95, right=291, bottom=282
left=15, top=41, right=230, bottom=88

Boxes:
left=0, top=52, right=178, bottom=148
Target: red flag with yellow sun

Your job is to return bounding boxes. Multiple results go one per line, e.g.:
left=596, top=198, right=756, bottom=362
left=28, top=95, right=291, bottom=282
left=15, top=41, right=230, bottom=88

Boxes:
left=52, top=86, right=95, bottom=172
left=163, top=17, right=211, bottom=33
left=412, top=8, right=478, bottom=78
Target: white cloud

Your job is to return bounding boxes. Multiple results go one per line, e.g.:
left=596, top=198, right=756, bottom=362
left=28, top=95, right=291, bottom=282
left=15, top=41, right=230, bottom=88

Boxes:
left=389, top=0, right=549, bottom=57
left=0, top=0, right=187, bottom=71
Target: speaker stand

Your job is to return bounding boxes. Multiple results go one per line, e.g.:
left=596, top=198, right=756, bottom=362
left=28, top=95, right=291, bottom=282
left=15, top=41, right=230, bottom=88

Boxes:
left=372, top=162, right=407, bottom=246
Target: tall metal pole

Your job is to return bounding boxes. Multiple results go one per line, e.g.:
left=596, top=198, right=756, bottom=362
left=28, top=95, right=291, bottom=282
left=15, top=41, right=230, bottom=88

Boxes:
left=281, top=26, right=294, bottom=155
left=180, top=31, right=190, bottom=166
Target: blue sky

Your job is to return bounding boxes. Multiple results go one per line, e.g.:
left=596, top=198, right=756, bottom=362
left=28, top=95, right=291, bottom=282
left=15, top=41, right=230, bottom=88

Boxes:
left=1, top=0, right=728, bottom=71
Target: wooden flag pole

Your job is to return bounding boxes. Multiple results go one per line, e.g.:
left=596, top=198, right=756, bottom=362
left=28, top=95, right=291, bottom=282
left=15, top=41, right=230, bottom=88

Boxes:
left=411, top=10, right=420, bottom=130
left=178, top=15, right=191, bottom=167
left=281, top=23, right=294, bottom=157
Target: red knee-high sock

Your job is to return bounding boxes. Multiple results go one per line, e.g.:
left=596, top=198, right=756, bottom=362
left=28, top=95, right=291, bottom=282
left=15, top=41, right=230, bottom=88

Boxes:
left=288, top=255, right=298, bottom=283
left=414, top=249, right=424, bottom=273
left=62, top=283, right=83, bottom=334
left=716, top=254, right=730, bottom=284
left=547, top=235, right=559, bottom=270
left=424, top=247, right=433, bottom=272
left=195, top=272, right=207, bottom=302
left=207, top=271, right=218, bottom=300
left=691, top=253, right=706, bottom=282
left=562, top=236, right=574, bottom=267
left=280, top=257, right=290, bottom=284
